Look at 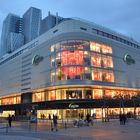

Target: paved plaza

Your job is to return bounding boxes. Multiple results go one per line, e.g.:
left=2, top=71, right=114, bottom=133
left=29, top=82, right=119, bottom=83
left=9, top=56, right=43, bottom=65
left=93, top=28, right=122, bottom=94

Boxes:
left=0, top=119, right=140, bottom=140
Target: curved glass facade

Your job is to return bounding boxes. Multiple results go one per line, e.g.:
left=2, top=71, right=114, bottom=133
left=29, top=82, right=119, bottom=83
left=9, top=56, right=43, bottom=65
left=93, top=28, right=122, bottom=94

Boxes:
left=50, top=40, right=114, bottom=83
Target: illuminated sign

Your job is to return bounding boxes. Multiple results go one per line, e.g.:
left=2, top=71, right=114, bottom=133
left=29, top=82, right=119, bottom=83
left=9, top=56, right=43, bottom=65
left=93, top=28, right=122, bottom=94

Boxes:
left=123, top=54, right=135, bottom=65
left=32, top=55, right=44, bottom=66
left=69, top=103, right=79, bottom=109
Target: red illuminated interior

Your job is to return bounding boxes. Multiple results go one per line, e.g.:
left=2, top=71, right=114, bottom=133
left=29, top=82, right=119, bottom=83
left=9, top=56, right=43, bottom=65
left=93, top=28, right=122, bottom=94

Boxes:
left=61, top=50, right=84, bottom=78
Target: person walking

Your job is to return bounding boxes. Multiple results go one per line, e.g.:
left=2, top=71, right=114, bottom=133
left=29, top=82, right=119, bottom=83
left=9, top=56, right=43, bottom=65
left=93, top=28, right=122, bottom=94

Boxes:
left=53, top=115, right=58, bottom=131
left=122, top=114, right=126, bottom=125
left=119, top=113, right=123, bottom=125
left=49, top=114, right=51, bottom=120
left=86, top=113, right=90, bottom=126
left=8, top=115, right=12, bottom=127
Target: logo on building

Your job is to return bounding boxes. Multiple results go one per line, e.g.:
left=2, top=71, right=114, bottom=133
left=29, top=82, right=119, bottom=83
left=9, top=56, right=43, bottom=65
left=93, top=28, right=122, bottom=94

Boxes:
left=69, top=103, right=79, bottom=109
left=123, top=54, right=135, bottom=65
left=32, top=55, right=44, bottom=66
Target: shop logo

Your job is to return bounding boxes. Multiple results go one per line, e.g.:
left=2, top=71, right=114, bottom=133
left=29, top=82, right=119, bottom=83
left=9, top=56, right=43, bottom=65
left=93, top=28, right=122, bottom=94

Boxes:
left=123, top=54, right=135, bottom=65
left=32, top=55, right=44, bottom=66
left=69, top=103, right=79, bottom=109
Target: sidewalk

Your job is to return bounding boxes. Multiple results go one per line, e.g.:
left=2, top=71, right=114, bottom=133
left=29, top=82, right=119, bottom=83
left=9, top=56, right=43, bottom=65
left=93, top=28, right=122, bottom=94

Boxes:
left=0, top=135, right=42, bottom=140
left=0, top=119, right=140, bottom=140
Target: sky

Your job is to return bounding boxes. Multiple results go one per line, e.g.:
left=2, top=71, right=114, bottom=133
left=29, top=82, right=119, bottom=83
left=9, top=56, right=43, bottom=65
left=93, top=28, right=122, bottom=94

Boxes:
left=0, top=0, right=140, bottom=42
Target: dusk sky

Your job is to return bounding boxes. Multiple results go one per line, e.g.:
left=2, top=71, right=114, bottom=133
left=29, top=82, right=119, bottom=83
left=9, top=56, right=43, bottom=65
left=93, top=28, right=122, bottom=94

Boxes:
left=0, top=0, right=140, bottom=42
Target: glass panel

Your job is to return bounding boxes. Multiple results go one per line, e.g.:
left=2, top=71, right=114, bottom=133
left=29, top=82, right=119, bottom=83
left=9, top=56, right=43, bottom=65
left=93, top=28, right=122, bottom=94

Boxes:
left=90, top=42, right=101, bottom=52
left=56, top=90, right=61, bottom=100
left=93, top=89, right=103, bottom=99
left=102, top=45, right=112, bottom=54
left=61, top=66, right=84, bottom=79
left=66, top=89, right=82, bottom=99
left=55, top=43, right=61, bottom=52
left=84, top=67, right=91, bottom=80
left=91, top=53, right=101, bottom=67
left=92, top=69, right=102, bottom=81
left=1, top=96, right=21, bottom=105
left=61, top=50, right=84, bottom=66
left=50, top=45, right=55, bottom=52
left=48, top=91, right=56, bottom=101
left=102, top=70, right=114, bottom=82
left=32, top=92, right=45, bottom=102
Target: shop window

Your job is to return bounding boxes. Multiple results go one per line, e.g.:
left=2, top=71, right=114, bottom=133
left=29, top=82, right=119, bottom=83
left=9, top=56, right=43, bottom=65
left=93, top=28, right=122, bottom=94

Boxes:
left=104, top=90, right=114, bottom=99
left=66, top=90, right=82, bottom=99
left=1, top=95, right=21, bottom=105
left=85, top=90, right=92, bottom=99
left=48, top=91, right=56, bottom=100
left=32, top=92, right=45, bottom=102
left=93, top=89, right=103, bottom=99
left=56, top=90, right=62, bottom=100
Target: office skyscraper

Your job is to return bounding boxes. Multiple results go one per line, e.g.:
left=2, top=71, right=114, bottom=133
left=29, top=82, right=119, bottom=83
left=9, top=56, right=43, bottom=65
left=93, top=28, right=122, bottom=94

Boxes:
left=40, top=12, right=63, bottom=35
left=23, top=7, right=42, bottom=43
left=0, top=7, right=63, bottom=57
left=0, top=14, right=24, bottom=56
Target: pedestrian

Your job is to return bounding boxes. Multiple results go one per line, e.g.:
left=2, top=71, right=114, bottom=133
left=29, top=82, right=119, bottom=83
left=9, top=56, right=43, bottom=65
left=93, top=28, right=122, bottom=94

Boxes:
left=81, top=113, right=84, bottom=120
left=119, top=113, right=123, bottom=125
left=49, top=114, right=51, bottom=120
left=122, top=114, right=126, bottom=125
left=53, top=115, right=58, bottom=131
left=86, top=113, right=90, bottom=126
left=8, top=114, right=12, bottom=127
left=42, top=114, right=45, bottom=120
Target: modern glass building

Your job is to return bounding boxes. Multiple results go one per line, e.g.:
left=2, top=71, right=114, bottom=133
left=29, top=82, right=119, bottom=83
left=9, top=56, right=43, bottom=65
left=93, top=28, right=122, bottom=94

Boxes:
left=0, top=17, right=140, bottom=119
left=23, top=7, right=42, bottom=43
left=0, top=14, right=22, bottom=56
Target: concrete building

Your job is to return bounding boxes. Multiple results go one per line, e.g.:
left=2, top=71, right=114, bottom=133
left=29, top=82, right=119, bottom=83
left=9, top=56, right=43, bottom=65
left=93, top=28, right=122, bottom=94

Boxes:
left=0, top=18, right=140, bottom=119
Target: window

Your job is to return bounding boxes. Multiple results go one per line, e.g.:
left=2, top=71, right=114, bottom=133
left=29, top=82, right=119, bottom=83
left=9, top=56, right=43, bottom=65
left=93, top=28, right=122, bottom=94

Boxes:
left=102, top=70, right=114, bottom=82
left=32, top=92, right=45, bottom=102
left=91, top=54, right=101, bottom=67
left=93, top=89, right=103, bottom=99
left=90, top=42, right=101, bottom=52
left=102, top=45, right=112, bottom=54
left=92, top=69, right=102, bottom=81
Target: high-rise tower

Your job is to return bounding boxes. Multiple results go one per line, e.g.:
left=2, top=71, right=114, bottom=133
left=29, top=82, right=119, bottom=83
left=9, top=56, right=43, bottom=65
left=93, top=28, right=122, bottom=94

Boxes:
left=23, top=7, right=42, bottom=43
